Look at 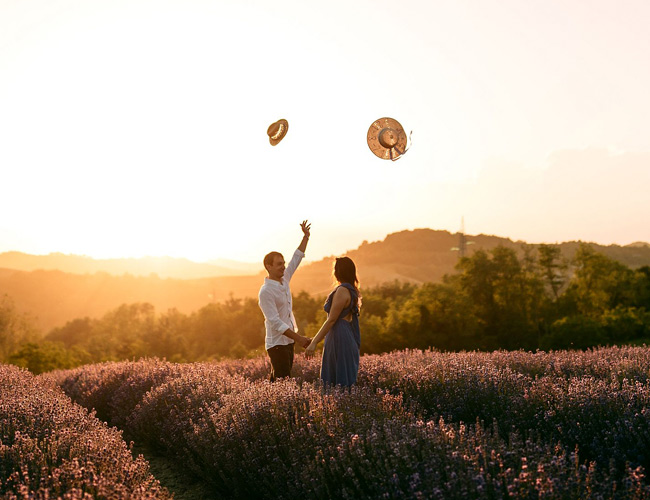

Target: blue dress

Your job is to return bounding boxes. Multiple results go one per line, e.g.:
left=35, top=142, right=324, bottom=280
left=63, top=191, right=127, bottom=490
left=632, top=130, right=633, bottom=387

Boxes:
left=320, top=283, right=361, bottom=387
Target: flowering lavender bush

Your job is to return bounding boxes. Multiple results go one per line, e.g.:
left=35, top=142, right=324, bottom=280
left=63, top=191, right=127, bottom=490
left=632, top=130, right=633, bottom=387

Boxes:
left=177, top=380, right=410, bottom=498
left=47, top=347, right=650, bottom=499
left=0, top=363, right=171, bottom=499
left=356, top=348, right=650, bottom=474
left=46, top=358, right=188, bottom=430
left=128, top=362, right=250, bottom=450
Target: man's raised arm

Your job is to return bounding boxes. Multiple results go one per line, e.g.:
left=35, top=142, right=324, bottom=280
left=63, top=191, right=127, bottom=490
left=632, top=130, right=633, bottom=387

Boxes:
left=298, top=220, right=310, bottom=254
left=285, top=220, right=311, bottom=282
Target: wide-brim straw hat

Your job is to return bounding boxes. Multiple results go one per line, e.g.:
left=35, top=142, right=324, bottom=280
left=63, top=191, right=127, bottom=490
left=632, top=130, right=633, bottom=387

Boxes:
left=367, top=117, right=408, bottom=160
left=267, top=119, right=289, bottom=146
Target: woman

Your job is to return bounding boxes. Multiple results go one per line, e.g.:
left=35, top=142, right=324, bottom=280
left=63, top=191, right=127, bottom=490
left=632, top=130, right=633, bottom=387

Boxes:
left=305, top=256, right=361, bottom=386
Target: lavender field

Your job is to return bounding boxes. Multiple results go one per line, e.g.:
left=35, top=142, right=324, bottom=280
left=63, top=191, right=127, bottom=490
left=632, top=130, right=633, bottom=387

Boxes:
left=0, top=364, right=171, bottom=500
left=5, top=347, right=650, bottom=499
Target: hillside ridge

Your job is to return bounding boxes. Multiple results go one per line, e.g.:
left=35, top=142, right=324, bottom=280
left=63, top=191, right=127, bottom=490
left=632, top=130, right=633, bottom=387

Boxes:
left=2, top=229, right=649, bottom=332
left=0, top=251, right=260, bottom=279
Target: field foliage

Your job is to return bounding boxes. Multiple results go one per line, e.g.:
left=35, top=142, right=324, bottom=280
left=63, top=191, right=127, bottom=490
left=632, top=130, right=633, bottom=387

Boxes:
left=5, top=243, right=650, bottom=374
left=0, top=363, right=171, bottom=499
left=42, top=346, right=650, bottom=499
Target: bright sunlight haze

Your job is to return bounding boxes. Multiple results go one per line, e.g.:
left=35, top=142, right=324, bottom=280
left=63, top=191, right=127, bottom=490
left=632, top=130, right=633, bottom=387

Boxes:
left=1, top=0, right=649, bottom=262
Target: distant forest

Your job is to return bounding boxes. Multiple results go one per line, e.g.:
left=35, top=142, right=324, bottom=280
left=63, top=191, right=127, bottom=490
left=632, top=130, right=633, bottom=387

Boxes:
left=2, top=228, right=650, bottom=334
left=3, top=242, right=650, bottom=373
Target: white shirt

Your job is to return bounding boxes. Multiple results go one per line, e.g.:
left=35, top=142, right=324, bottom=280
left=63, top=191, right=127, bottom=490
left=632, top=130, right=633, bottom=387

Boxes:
left=258, top=249, right=305, bottom=350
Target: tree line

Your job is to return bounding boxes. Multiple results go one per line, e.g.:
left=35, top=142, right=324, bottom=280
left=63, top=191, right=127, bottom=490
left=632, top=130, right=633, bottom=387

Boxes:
left=2, top=243, right=650, bottom=373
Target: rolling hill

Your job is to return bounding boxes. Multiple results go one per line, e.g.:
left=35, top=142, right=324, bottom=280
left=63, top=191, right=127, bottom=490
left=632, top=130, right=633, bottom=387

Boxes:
left=0, top=252, right=259, bottom=279
left=2, top=228, right=649, bottom=333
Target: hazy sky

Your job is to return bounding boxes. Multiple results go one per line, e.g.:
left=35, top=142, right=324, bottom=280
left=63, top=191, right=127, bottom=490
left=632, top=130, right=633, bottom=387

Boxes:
left=1, top=0, right=649, bottom=263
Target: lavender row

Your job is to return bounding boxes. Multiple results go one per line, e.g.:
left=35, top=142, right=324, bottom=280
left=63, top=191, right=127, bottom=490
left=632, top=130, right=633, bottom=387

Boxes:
left=132, top=377, right=650, bottom=499
left=358, top=346, right=650, bottom=386
left=58, top=359, right=646, bottom=499
left=47, top=347, right=650, bottom=498
left=358, top=348, right=650, bottom=470
left=0, top=363, right=171, bottom=500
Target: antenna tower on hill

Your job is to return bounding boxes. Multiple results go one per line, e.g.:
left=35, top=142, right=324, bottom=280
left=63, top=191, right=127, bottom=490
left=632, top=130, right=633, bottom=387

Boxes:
left=451, top=217, right=474, bottom=259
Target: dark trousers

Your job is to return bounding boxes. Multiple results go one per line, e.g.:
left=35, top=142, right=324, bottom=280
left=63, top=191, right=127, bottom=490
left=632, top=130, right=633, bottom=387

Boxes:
left=267, top=343, right=294, bottom=382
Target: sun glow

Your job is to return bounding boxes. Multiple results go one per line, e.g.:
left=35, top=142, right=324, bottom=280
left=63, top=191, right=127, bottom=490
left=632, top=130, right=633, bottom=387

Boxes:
left=2, top=0, right=650, bottom=261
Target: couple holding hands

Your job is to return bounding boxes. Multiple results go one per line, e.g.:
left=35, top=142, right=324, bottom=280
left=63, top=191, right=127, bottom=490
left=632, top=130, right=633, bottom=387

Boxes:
left=258, top=221, right=361, bottom=387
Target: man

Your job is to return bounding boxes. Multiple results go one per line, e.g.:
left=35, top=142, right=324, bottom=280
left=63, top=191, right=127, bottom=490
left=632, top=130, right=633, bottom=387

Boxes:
left=258, top=220, right=312, bottom=381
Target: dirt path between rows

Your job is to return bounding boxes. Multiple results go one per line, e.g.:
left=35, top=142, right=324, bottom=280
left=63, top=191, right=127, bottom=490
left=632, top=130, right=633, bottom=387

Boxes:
left=132, top=445, right=221, bottom=500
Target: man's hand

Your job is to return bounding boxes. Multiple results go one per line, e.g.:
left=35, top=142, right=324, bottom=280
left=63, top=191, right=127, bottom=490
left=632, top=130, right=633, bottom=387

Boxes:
left=299, top=336, right=311, bottom=349
left=298, top=220, right=311, bottom=254
left=300, top=220, right=311, bottom=238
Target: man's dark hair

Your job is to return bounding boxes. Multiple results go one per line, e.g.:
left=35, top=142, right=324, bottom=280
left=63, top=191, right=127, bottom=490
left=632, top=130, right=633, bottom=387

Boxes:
left=263, top=251, right=283, bottom=271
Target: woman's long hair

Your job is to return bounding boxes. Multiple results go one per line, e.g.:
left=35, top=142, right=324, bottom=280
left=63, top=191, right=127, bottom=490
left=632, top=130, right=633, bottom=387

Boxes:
left=333, top=256, right=361, bottom=310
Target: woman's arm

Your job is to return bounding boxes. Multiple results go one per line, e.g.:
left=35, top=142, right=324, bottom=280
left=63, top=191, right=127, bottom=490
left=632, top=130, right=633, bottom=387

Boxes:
left=305, top=286, right=350, bottom=357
